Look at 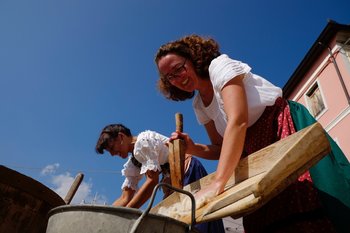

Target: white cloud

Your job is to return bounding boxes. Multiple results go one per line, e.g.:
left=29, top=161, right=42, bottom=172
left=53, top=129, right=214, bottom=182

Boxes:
left=40, top=163, right=60, bottom=175
left=41, top=163, right=109, bottom=205
left=51, top=172, right=82, bottom=201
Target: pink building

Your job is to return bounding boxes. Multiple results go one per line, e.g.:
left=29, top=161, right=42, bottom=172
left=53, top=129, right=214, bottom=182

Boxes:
left=283, top=20, right=350, bottom=161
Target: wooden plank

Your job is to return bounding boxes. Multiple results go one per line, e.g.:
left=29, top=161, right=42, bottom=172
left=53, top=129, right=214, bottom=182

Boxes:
left=151, top=122, right=330, bottom=224
left=177, top=173, right=266, bottom=224
left=168, top=113, right=186, bottom=189
left=151, top=131, right=289, bottom=214
left=200, top=147, right=329, bottom=222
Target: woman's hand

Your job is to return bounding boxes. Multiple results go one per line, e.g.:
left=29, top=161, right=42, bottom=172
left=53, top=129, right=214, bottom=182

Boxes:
left=195, top=179, right=225, bottom=207
left=182, top=179, right=225, bottom=211
left=170, top=130, right=222, bottom=160
left=170, top=131, right=196, bottom=154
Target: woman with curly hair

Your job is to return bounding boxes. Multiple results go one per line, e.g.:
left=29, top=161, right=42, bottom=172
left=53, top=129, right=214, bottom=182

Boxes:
left=155, top=35, right=350, bottom=232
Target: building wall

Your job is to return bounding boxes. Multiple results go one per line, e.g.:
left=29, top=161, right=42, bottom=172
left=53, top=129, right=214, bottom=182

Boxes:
left=285, top=37, right=350, bottom=161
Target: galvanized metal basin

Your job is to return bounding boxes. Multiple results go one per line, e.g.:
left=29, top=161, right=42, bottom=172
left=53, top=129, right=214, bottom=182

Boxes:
left=46, top=205, right=199, bottom=233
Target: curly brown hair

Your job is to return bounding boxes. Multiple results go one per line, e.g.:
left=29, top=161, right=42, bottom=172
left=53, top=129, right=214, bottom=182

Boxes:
left=155, top=35, right=221, bottom=101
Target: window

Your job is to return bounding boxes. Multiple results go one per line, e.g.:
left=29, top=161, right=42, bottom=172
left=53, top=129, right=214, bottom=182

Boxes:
left=345, top=47, right=350, bottom=62
left=306, top=83, right=325, bottom=117
left=342, top=43, right=350, bottom=60
left=340, top=39, right=350, bottom=62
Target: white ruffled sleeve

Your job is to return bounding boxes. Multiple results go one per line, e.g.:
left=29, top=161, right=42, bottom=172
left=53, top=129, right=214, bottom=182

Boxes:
left=209, top=54, right=251, bottom=92
left=133, top=131, right=167, bottom=175
left=121, top=157, right=143, bottom=191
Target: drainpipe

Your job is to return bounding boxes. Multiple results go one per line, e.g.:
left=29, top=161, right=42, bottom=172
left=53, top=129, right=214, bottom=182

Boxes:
left=318, top=41, right=350, bottom=105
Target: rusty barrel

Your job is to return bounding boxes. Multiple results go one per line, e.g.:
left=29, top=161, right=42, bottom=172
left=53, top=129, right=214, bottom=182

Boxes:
left=46, top=205, right=199, bottom=233
left=0, top=165, right=65, bottom=233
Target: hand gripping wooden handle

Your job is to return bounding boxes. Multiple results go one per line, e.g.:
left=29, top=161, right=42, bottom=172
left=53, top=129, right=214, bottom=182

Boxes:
left=169, top=113, right=185, bottom=189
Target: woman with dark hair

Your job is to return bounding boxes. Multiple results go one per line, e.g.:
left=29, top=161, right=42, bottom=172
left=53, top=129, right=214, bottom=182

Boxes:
left=155, top=35, right=350, bottom=232
left=95, top=123, right=225, bottom=233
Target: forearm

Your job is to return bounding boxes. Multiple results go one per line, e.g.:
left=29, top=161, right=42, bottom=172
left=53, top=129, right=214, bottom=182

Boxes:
left=112, top=196, right=130, bottom=207
left=112, top=188, right=135, bottom=207
left=126, top=172, right=159, bottom=208
left=188, top=143, right=221, bottom=160
left=215, top=122, right=246, bottom=192
left=126, top=185, right=154, bottom=208
left=170, top=126, right=221, bottom=160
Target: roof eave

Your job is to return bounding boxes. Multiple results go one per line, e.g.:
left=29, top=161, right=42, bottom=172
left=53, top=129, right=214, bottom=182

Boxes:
left=283, top=20, right=350, bottom=97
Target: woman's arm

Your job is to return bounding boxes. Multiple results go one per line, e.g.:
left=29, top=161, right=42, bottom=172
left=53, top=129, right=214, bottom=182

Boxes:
left=214, top=74, right=248, bottom=193
left=192, top=74, right=248, bottom=208
left=112, top=187, right=135, bottom=207
left=170, top=121, right=222, bottom=160
left=126, top=170, right=159, bottom=208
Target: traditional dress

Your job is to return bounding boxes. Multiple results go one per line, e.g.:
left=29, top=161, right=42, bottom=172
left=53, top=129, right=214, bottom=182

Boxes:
left=193, top=54, right=350, bottom=232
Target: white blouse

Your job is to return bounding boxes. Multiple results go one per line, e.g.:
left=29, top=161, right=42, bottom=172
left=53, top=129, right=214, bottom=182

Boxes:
left=121, top=130, right=169, bottom=191
left=193, top=54, right=282, bottom=136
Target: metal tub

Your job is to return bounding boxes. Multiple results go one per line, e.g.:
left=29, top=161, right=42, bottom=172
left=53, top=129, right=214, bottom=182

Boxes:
left=46, top=205, right=198, bottom=233
left=46, top=183, right=198, bottom=233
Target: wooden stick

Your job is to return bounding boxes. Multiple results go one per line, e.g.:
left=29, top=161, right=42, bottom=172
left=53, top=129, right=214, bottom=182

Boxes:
left=175, top=113, right=183, bottom=132
left=168, top=113, right=186, bottom=189
left=64, top=173, right=84, bottom=204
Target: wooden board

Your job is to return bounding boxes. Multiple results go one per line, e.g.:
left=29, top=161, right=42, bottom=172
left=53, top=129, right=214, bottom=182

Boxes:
left=151, top=122, right=331, bottom=224
left=169, top=139, right=185, bottom=189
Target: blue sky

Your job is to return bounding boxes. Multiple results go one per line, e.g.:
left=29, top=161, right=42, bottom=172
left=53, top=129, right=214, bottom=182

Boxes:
left=1, top=0, right=350, bottom=206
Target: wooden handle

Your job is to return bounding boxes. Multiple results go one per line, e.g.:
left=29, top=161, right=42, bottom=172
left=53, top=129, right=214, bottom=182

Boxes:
left=175, top=113, right=183, bottom=132
left=64, top=173, right=84, bottom=204
left=169, top=113, right=185, bottom=189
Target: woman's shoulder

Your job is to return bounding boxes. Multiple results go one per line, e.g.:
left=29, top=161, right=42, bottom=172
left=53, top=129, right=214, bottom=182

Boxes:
left=209, top=54, right=252, bottom=90
left=133, top=131, right=169, bottom=166
left=135, top=130, right=168, bottom=149
left=209, top=54, right=243, bottom=68
left=137, top=130, right=168, bottom=140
